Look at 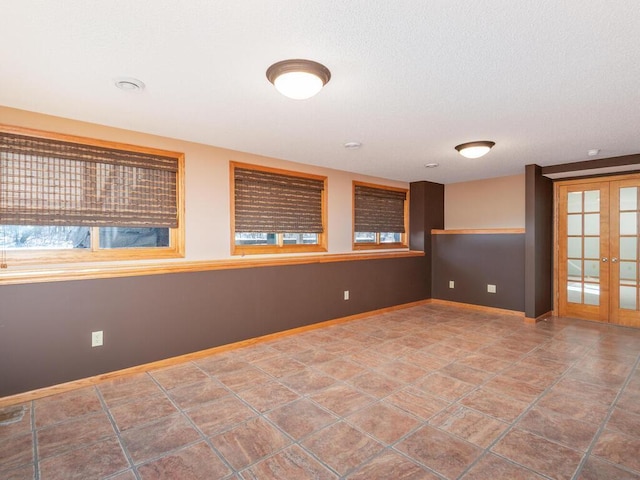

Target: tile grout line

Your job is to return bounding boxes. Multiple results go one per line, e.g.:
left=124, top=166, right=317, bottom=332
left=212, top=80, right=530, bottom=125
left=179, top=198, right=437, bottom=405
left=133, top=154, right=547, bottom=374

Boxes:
left=94, top=384, right=143, bottom=480
left=570, top=344, right=640, bottom=480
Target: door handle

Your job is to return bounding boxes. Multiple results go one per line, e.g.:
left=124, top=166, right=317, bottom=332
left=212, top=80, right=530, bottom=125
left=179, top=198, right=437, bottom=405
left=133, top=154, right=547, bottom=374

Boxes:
left=611, top=257, right=618, bottom=263
left=602, top=257, right=608, bottom=262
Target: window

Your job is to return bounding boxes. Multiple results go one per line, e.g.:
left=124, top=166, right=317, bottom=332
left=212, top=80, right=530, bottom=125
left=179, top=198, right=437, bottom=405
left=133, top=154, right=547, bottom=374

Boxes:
left=231, top=162, right=327, bottom=255
left=0, top=125, right=184, bottom=266
left=353, top=181, right=408, bottom=249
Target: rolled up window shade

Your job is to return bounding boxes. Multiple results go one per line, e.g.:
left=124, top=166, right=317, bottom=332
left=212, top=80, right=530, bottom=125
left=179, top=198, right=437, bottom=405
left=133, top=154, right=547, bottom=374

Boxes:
left=234, top=166, right=324, bottom=233
left=0, top=131, right=178, bottom=227
left=354, top=184, right=406, bottom=233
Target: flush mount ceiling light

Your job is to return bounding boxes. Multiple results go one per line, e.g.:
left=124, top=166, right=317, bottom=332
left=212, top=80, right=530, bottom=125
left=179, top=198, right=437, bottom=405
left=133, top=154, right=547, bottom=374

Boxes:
left=455, top=141, right=495, bottom=159
left=344, top=141, right=362, bottom=150
left=114, top=77, right=145, bottom=92
left=266, top=59, right=331, bottom=100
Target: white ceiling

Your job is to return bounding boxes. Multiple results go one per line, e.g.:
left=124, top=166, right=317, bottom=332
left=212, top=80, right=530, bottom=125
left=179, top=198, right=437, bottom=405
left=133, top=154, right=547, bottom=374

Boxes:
left=1, top=1, right=639, bottom=184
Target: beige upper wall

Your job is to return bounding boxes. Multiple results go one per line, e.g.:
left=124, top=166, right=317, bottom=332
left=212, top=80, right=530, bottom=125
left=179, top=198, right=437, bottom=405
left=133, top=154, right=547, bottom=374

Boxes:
left=445, top=174, right=526, bottom=229
left=0, top=106, right=409, bottom=262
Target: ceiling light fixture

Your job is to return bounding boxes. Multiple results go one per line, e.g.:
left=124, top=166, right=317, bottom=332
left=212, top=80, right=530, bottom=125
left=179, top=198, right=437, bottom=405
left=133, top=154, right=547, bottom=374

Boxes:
left=455, top=141, right=495, bottom=159
left=114, top=77, right=145, bottom=92
left=266, top=59, right=331, bottom=100
left=424, top=163, right=439, bottom=168
left=344, top=141, right=362, bottom=150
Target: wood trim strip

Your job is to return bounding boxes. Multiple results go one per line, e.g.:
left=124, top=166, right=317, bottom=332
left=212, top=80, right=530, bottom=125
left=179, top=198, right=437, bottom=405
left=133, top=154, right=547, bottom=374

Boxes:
left=431, top=228, right=525, bottom=235
left=0, top=250, right=424, bottom=286
left=524, top=310, right=553, bottom=324
left=0, top=299, right=431, bottom=407
left=429, top=298, right=525, bottom=317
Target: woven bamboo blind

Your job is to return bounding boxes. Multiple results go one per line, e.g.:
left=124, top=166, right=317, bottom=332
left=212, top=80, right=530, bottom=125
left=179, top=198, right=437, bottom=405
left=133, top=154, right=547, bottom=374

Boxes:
left=234, top=167, right=324, bottom=233
left=0, top=132, right=178, bottom=227
left=354, top=184, right=406, bottom=232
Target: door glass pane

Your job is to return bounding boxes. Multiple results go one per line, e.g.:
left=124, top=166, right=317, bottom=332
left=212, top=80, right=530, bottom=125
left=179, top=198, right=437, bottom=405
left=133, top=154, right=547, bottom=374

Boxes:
left=620, top=286, right=637, bottom=310
left=620, top=237, right=637, bottom=260
left=620, top=261, right=637, bottom=282
left=568, top=260, right=582, bottom=279
left=620, top=187, right=637, bottom=211
left=584, top=260, right=600, bottom=280
left=620, top=212, right=637, bottom=235
left=568, top=214, right=582, bottom=235
left=567, top=192, right=583, bottom=213
left=584, top=214, right=600, bottom=235
left=584, top=237, right=600, bottom=259
left=584, top=283, right=600, bottom=305
left=567, top=237, right=582, bottom=258
left=584, top=190, right=600, bottom=212
left=567, top=282, right=582, bottom=303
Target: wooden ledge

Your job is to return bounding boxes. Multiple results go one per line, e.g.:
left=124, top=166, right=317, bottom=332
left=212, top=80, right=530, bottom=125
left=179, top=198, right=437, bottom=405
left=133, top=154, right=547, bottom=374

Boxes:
left=0, top=250, right=424, bottom=286
left=431, top=228, right=525, bottom=235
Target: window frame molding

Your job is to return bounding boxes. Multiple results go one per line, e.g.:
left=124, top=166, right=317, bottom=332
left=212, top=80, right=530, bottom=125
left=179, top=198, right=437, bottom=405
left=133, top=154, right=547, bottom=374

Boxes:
left=352, top=180, right=409, bottom=250
left=230, top=161, right=328, bottom=256
left=0, top=124, right=185, bottom=266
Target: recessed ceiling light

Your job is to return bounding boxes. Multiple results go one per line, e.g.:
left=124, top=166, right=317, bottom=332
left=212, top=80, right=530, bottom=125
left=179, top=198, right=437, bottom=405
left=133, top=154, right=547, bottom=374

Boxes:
left=344, top=141, right=362, bottom=150
left=588, top=149, right=601, bottom=156
left=266, top=59, right=331, bottom=100
left=114, top=77, right=145, bottom=92
left=455, top=141, right=495, bottom=159
left=424, top=163, right=439, bottom=168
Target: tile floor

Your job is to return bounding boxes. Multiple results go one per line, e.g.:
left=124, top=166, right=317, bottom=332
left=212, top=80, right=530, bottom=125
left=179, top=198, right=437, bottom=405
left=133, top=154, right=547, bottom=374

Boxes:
left=1, top=303, right=640, bottom=479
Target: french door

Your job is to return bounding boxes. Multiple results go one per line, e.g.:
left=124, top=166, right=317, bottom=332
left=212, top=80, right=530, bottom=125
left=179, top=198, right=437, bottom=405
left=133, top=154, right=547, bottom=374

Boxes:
left=557, top=175, right=640, bottom=327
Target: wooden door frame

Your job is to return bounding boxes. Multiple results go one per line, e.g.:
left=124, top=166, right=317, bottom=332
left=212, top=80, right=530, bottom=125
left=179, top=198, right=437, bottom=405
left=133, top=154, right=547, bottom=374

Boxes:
left=553, top=172, right=640, bottom=320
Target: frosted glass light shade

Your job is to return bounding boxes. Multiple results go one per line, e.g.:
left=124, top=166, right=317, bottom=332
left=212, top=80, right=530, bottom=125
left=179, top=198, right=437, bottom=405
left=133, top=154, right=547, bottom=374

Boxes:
left=274, top=71, right=324, bottom=99
left=267, top=59, right=331, bottom=100
left=455, top=141, right=495, bottom=158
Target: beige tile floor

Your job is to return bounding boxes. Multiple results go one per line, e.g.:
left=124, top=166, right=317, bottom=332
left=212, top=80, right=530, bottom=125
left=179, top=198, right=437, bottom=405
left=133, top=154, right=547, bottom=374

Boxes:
left=1, top=303, right=640, bottom=479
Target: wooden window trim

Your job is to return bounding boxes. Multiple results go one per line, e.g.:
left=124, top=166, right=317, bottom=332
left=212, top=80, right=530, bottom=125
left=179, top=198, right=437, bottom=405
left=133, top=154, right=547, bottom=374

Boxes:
left=0, top=124, right=185, bottom=266
left=230, top=161, right=328, bottom=255
left=352, top=180, right=409, bottom=250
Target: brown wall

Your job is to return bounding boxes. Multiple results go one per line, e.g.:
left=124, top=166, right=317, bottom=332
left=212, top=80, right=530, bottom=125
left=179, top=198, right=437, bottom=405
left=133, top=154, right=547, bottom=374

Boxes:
left=0, top=256, right=428, bottom=397
left=432, top=233, right=525, bottom=312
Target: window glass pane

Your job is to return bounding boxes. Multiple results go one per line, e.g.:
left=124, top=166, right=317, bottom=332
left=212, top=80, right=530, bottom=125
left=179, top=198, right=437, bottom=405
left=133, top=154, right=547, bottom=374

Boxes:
left=584, top=190, right=600, bottom=212
left=567, top=214, right=582, bottom=235
left=620, top=286, right=637, bottom=310
left=282, top=233, right=318, bottom=245
left=0, top=226, right=90, bottom=249
left=620, top=212, right=638, bottom=235
left=380, top=232, right=402, bottom=243
left=235, top=233, right=277, bottom=245
left=620, top=187, right=637, bottom=211
left=567, top=260, right=582, bottom=279
left=584, top=237, right=599, bottom=259
left=584, top=260, right=600, bottom=280
left=99, top=228, right=169, bottom=249
left=584, top=283, right=600, bottom=306
left=620, top=237, right=637, bottom=261
left=355, top=232, right=376, bottom=243
left=567, top=192, right=582, bottom=213
left=620, top=261, right=637, bottom=282
left=567, top=237, right=582, bottom=258
left=567, top=282, right=582, bottom=303
left=584, top=214, right=599, bottom=235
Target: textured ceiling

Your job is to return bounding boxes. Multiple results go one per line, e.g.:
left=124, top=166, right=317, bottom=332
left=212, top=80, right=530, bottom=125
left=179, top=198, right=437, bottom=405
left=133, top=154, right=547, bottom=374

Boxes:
left=1, top=1, right=639, bottom=183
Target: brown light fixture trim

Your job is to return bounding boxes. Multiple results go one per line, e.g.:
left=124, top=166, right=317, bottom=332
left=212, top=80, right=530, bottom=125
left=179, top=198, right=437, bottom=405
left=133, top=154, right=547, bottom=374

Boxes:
left=454, top=141, right=496, bottom=158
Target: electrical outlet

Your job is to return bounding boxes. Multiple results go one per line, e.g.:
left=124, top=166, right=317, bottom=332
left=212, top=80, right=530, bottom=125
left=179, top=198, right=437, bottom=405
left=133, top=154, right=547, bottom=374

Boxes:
left=487, top=284, right=497, bottom=294
left=344, top=290, right=350, bottom=300
left=91, top=330, right=103, bottom=347
left=449, top=280, right=455, bottom=289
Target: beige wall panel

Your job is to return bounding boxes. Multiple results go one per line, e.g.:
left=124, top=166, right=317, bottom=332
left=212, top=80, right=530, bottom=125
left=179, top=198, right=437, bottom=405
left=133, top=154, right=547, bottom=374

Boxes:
left=445, top=174, right=525, bottom=229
